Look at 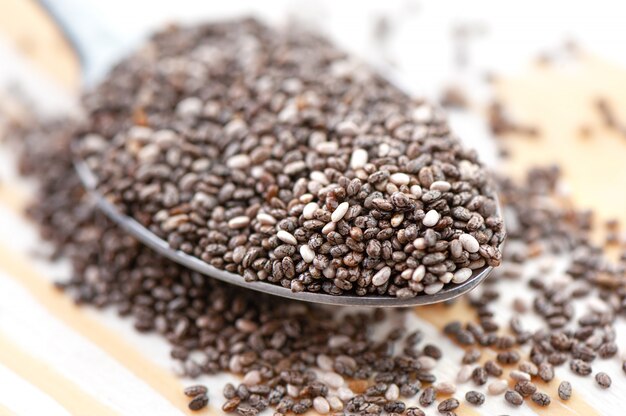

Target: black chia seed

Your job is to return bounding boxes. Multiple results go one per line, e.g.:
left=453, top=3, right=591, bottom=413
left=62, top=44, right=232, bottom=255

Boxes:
left=558, top=381, right=572, bottom=400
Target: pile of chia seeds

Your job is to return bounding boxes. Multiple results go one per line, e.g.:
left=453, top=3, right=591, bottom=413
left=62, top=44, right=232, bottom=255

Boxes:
left=7, top=18, right=626, bottom=416
left=77, top=18, right=504, bottom=298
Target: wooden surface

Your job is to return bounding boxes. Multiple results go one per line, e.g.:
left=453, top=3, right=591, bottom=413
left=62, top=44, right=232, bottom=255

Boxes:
left=0, top=0, right=79, bottom=90
left=1, top=1, right=626, bottom=415
left=496, top=54, right=626, bottom=234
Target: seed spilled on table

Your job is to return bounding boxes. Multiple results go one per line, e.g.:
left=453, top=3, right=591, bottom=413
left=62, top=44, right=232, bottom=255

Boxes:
left=7, top=17, right=626, bottom=416
left=504, top=389, right=524, bottom=406
left=465, top=390, right=485, bottom=406
left=558, top=381, right=572, bottom=400
left=595, top=372, right=612, bottom=389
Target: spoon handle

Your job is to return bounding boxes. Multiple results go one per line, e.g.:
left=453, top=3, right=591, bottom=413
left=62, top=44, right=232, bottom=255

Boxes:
left=36, top=0, right=133, bottom=85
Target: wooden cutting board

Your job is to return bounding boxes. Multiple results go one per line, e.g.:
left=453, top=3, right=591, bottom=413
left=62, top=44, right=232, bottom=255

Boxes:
left=0, top=0, right=79, bottom=91
left=1, top=1, right=625, bottom=415
left=495, top=54, right=626, bottom=244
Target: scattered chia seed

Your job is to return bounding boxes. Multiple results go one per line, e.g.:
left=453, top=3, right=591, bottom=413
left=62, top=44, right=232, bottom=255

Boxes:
left=504, top=390, right=523, bottom=406
left=496, top=351, right=520, bottom=365
left=518, top=361, right=538, bottom=376
left=595, top=372, right=611, bottom=389
left=406, top=407, right=426, bottom=416
left=531, top=391, right=551, bottom=407
left=484, top=360, right=503, bottom=377
left=423, top=344, right=443, bottom=359
left=462, top=348, right=481, bottom=364
left=538, top=362, right=554, bottom=382
left=558, top=381, right=572, bottom=400
left=437, top=398, right=459, bottom=412
left=570, top=359, right=593, bottom=376
left=465, top=390, right=485, bottom=406
left=514, top=380, right=536, bottom=397
left=471, top=366, right=488, bottom=386
left=419, top=387, right=436, bottom=407
left=184, top=385, right=208, bottom=397
left=188, top=393, right=209, bottom=411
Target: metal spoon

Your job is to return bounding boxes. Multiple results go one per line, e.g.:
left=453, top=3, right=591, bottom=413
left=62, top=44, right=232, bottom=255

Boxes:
left=42, top=0, right=504, bottom=307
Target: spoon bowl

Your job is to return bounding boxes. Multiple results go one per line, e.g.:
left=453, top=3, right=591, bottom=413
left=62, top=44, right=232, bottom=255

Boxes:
left=74, top=157, right=501, bottom=307
left=43, top=0, right=504, bottom=307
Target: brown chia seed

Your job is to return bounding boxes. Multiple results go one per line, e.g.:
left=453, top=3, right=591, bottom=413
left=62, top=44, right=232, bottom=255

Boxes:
left=188, top=393, right=209, bottom=411
left=437, top=398, right=459, bottom=412
left=514, top=380, right=536, bottom=397
left=570, top=359, right=592, bottom=376
left=595, top=372, right=611, bottom=388
left=484, top=360, right=503, bottom=377
left=496, top=350, right=520, bottom=365
left=538, top=362, right=554, bottom=382
left=471, top=366, right=487, bottom=386
left=465, top=390, right=485, bottom=406
left=504, top=390, right=523, bottom=406
left=531, top=391, right=551, bottom=407
left=462, top=348, right=481, bottom=364
left=558, top=381, right=572, bottom=400
left=184, top=385, right=208, bottom=397
left=406, top=407, right=426, bottom=416
left=419, top=387, right=436, bottom=407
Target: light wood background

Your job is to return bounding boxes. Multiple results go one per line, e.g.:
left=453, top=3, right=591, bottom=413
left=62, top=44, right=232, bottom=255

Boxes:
left=1, top=1, right=625, bottom=415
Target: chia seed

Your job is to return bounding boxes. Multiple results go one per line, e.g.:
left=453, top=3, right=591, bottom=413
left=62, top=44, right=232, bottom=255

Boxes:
left=595, top=372, right=611, bottom=388
left=531, top=391, right=551, bottom=407
left=504, top=390, right=523, bottom=406
left=558, top=381, right=572, bottom=400
left=437, top=398, right=459, bottom=412
left=465, top=391, right=485, bottom=406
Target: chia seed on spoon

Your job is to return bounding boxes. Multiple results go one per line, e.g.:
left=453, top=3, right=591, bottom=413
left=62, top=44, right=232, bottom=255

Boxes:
left=77, top=18, right=504, bottom=298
